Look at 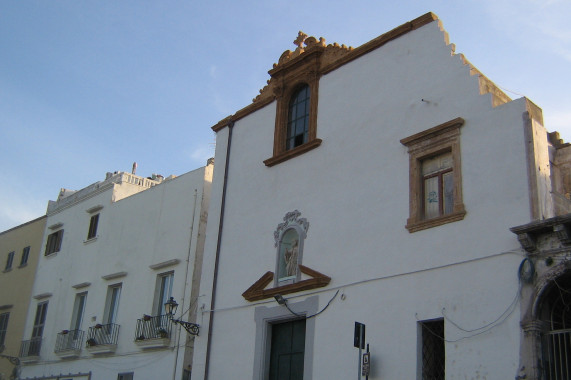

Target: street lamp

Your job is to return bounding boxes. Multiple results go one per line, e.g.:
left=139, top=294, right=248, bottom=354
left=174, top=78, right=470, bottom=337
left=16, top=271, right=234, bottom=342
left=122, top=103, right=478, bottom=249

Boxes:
left=164, top=297, right=199, bottom=336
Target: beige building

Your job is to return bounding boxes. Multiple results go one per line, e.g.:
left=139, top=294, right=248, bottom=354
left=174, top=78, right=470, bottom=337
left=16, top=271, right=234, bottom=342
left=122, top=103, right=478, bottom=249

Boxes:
left=0, top=216, right=46, bottom=379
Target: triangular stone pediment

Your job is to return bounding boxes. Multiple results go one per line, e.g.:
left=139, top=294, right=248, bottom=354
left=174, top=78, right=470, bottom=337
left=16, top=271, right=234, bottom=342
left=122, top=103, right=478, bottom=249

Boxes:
left=242, top=265, right=331, bottom=302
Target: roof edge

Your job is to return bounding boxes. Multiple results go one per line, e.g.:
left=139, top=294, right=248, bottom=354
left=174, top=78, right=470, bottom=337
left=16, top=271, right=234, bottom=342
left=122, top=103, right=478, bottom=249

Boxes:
left=211, top=12, right=439, bottom=132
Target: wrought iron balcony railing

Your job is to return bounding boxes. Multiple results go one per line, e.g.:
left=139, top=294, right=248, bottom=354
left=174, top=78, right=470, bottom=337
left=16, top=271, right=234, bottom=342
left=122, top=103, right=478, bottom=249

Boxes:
left=19, top=337, right=42, bottom=357
left=55, top=329, right=84, bottom=352
left=135, top=314, right=172, bottom=341
left=86, top=323, right=120, bottom=347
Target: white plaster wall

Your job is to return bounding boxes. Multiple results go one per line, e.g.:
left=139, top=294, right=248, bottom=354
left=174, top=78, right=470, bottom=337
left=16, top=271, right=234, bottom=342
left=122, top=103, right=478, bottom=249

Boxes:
left=20, top=166, right=211, bottom=380
left=194, top=21, right=535, bottom=380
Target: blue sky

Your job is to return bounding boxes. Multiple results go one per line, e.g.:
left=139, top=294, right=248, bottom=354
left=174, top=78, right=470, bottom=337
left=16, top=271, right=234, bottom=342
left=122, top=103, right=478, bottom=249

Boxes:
left=1, top=0, right=570, bottom=232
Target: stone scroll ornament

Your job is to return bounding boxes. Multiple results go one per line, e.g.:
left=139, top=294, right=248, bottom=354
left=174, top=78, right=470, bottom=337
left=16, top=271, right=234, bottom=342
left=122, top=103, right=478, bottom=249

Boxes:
left=273, top=210, right=309, bottom=247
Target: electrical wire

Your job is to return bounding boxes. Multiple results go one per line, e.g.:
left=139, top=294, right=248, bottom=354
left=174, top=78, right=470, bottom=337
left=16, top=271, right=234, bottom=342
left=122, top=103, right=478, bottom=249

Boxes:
left=282, top=290, right=339, bottom=319
left=201, top=248, right=524, bottom=315
left=441, top=283, right=522, bottom=333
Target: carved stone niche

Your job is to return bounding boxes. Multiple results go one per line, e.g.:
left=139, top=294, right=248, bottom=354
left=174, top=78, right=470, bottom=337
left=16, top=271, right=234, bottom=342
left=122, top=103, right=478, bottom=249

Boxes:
left=242, top=210, right=331, bottom=301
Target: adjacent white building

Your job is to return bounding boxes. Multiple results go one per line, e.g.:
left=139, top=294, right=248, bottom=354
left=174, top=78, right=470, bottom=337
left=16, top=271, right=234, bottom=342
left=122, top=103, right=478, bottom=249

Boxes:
left=18, top=161, right=213, bottom=380
left=191, top=13, right=569, bottom=380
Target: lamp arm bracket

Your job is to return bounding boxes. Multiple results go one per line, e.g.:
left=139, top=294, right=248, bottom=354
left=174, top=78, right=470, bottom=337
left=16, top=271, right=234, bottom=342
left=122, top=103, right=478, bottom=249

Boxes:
left=172, top=318, right=200, bottom=336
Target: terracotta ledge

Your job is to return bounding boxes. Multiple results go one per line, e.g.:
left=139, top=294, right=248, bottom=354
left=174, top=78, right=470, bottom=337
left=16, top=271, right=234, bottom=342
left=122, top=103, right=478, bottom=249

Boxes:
left=263, top=139, right=322, bottom=167
left=405, top=209, right=466, bottom=233
left=243, top=265, right=331, bottom=302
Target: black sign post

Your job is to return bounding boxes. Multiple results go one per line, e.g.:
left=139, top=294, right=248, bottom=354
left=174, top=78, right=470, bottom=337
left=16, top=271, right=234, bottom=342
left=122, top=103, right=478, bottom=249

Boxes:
left=354, top=322, right=366, bottom=379
left=362, top=344, right=370, bottom=379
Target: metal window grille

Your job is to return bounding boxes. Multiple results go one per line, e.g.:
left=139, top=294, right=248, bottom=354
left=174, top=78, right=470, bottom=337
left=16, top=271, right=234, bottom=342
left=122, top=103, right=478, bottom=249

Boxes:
left=542, top=329, right=571, bottom=379
left=421, top=320, right=445, bottom=380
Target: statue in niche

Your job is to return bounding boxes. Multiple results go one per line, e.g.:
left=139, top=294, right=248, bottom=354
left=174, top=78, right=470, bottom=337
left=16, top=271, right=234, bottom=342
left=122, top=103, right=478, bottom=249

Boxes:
left=278, top=229, right=299, bottom=281
left=284, top=239, right=299, bottom=277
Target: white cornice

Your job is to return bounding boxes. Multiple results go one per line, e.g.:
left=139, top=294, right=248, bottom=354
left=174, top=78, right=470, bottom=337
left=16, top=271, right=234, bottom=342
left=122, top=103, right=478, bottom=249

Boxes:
left=149, top=259, right=180, bottom=270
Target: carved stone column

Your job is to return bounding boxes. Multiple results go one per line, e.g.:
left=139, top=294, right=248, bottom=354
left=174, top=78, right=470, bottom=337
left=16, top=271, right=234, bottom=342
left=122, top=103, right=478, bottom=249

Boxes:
left=519, top=319, right=546, bottom=380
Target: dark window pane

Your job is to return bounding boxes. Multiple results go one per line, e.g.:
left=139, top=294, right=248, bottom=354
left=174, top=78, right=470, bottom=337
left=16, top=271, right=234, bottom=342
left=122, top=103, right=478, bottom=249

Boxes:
left=286, top=85, right=310, bottom=150
left=21, top=246, right=30, bottom=265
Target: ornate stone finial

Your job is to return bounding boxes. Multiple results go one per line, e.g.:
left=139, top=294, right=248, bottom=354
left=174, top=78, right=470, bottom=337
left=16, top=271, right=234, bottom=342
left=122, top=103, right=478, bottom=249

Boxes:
left=294, top=31, right=308, bottom=49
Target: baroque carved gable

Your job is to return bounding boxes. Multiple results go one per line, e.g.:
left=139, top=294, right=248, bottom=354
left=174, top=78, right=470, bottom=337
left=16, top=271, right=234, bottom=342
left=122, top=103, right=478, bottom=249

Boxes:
left=252, top=31, right=353, bottom=104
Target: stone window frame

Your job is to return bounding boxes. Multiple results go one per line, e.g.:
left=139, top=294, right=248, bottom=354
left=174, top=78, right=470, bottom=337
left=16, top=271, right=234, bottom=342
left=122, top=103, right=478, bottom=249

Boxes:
left=400, top=117, right=466, bottom=233
left=263, top=49, right=323, bottom=167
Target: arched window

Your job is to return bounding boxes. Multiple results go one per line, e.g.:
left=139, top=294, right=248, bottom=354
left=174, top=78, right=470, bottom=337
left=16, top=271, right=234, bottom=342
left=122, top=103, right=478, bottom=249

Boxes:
left=286, top=85, right=310, bottom=150
left=538, top=272, right=571, bottom=379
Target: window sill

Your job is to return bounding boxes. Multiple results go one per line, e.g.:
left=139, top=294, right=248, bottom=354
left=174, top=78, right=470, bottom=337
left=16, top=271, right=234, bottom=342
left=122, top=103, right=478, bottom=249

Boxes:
left=44, top=252, right=58, bottom=258
left=263, top=139, right=322, bottom=167
left=84, top=236, right=98, bottom=245
left=405, top=209, right=466, bottom=233
left=3, top=268, right=12, bottom=273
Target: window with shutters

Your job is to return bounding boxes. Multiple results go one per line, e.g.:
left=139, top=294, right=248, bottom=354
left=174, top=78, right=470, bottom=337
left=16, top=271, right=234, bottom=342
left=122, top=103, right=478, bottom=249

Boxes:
left=20, top=246, right=30, bottom=266
left=87, top=214, right=99, bottom=240
left=45, top=230, right=64, bottom=255
left=0, top=312, right=9, bottom=346
left=154, top=272, right=174, bottom=316
left=4, top=251, right=14, bottom=271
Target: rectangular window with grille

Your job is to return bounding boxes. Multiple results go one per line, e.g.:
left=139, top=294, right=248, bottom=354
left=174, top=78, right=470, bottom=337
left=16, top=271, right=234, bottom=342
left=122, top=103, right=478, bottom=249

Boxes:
left=420, top=319, right=445, bottom=380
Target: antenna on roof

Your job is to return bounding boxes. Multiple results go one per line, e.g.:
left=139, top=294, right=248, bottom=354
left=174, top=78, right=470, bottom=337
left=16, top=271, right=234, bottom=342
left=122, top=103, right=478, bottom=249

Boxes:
left=132, top=162, right=137, bottom=175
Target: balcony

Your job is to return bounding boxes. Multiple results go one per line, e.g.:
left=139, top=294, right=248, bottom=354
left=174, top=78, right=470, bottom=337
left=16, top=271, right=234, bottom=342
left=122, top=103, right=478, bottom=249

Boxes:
left=19, top=337, right=42, bottom=363
left=85, top=323, right=120, bottom=354
left=55, top=329, right=84, bottom=359
left=134, top=314, right=172, bottom=349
